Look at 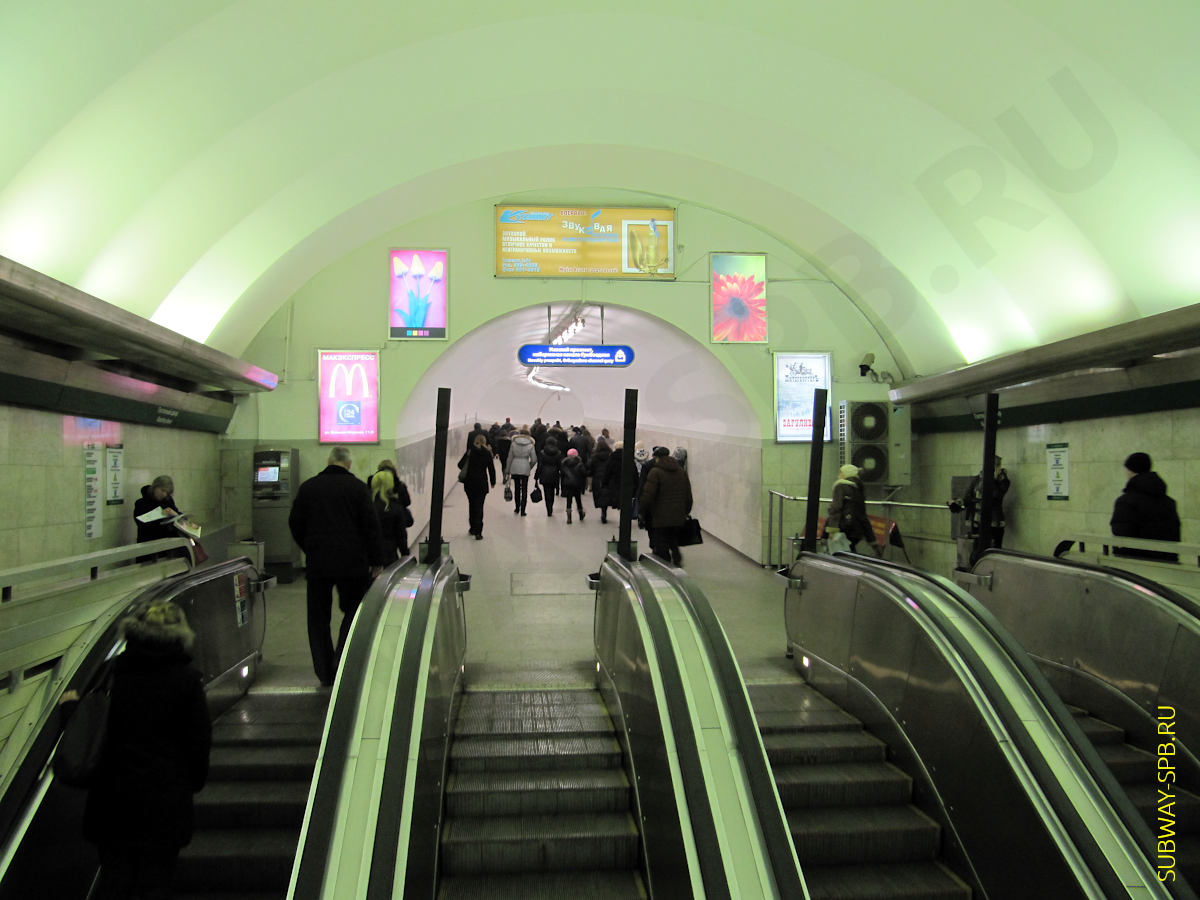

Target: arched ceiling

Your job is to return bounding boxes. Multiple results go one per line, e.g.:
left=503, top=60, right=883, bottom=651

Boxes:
left=3, top=1, right=1198, bottom=375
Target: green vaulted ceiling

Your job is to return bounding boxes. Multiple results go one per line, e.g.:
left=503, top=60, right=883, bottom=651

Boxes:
left=3, top=1, right=1198, bottom=375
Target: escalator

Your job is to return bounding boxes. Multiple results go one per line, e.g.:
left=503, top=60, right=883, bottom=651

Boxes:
left=437, top=679, right=643, bottom=898
left=747, top=679, right=969, bottom=898
left=959, top=549, right=1200, bottom=894
left=0, top=554, right=280, bottom=899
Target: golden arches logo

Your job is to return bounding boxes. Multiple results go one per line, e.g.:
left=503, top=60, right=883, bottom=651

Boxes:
left=328, top=363, right=370, bottom=399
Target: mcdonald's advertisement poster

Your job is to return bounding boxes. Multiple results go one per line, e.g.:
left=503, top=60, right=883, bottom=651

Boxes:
left=318, top=351, right=379, bottom=443
left=390, top=249, right=448, bottom=339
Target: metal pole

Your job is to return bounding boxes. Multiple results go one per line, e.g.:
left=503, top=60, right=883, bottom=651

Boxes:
left=618, top=388, right=638, bottom=562
left=971, top=392, right=999, bottom=566
left=802, top=388, right=828, bottom=553
left=425, top=387, right=451, bottom=564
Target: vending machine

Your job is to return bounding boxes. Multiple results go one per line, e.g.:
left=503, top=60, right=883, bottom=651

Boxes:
left=251, top=448, right=301, bottom=582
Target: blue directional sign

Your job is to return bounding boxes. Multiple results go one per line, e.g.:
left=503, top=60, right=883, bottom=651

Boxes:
left=517, top=344, right=634, bottom=367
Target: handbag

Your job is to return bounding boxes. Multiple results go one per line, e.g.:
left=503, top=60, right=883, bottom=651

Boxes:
left=827, top=531, right=852, bottom=554
left=55, top=663, right=116, bottom=787
left=504, top=485, right=513, bottom=502
left=457, top=461, right=468, bottom=484
left=401, top=506, right=415, bottom=528
left=530, top=487, right=543, bottom=504
left=677, top=517, right=703, bottom=546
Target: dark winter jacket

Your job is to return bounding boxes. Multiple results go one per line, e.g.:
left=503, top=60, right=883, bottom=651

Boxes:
left=537, top=445, right=563, bottom=487
left=589, top=446, right=614, bottom=507
left=374, top=495, right=407, bottom=559
left=568, top=431, right=590, bottom=463
left=601, top=448, right=626, bottom=508
left=459, top=445, right=497, bottom=495
left=81, top=640, right=211, bottom=851
left=289, top=465, right=387, bottom=578
left=133, top=485, right=179, bottom=543
left=1111, top=471, right=1181, bottom=542
left=639, top=457, right=692, bottom=529
left=827, top=476, right=875, bottom=545
left=560, top=455, right=587, bottom=496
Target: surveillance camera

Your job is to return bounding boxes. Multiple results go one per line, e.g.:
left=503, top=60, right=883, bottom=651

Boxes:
left=858, top=353, right=875, bottom=377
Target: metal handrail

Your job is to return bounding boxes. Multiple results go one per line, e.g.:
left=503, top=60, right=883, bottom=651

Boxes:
left=766, top=490, right=950, bottom=567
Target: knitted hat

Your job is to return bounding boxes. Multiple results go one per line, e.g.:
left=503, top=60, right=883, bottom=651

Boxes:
left=838, top=464, right=859, bottom=479
left=653, top=446, right=671, bottom=457
left=567, top=448, right=578, bottom=457
left=122, top=600, right=195, bottom=652
left=1124, top=452, right=1151, bottom=474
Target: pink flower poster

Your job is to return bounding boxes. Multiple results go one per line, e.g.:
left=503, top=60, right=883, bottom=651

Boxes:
left=711, top=252, right=767, bottom=343
left=390, top=249, right=447, bottom=339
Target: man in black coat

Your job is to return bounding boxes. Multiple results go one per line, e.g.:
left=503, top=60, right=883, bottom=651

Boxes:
left=289, top=446, right=387, bottom=685
left=1111, top=451, right=1181, bottom=560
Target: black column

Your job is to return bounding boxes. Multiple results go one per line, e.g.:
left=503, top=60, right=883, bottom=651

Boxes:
left=803, top=388, right=828, bottom=553
left=971, top=392, right=1000, bottom=566
left=425, top=387, right=451, bottom=564
left=618, top=388, right=638, bottom=562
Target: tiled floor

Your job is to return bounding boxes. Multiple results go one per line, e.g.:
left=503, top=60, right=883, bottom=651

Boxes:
left=257, top=483, right=792, bottom=689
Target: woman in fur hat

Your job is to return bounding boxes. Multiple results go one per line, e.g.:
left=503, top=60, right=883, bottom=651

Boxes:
left=825, top=464, right=880, bottom=556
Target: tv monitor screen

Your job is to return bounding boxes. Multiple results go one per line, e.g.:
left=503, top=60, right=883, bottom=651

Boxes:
left=256, top=466, right=280, bottom=483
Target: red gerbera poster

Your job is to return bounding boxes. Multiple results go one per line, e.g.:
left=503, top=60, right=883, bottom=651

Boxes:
left=711, top=252, right=767, bottom=343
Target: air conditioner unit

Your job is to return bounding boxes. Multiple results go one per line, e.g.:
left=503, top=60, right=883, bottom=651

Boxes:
left=838, top=401, right=911, bottom=486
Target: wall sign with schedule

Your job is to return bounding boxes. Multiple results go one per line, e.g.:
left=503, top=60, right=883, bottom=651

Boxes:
left=1047, top=442, right=1069, bottom=500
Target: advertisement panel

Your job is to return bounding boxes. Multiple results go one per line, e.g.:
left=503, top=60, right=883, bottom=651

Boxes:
left=390, top=249, right=447, bottom=339
left=318, top=350, right=379, bottom=443
left=495, top=206, right=675, bottom=279
left=774, top=352, right=832, bottom=442
left=711, top=252, right=768, bottom=343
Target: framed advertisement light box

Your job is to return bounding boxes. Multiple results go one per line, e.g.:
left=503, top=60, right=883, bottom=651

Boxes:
left=495, top=205, right=675, bottom=279
left=318, top=350, right=379, bottom=444
left=390, top=249, right=447, bottom=339
left=711, top=252, right=767, bottom=343
left=774, top=352, right=832, bottom=442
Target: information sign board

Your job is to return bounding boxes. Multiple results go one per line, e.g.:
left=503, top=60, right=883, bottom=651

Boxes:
left=517, top=344, right=634, bottom=367
left=496, top=206, right=675, bottom=279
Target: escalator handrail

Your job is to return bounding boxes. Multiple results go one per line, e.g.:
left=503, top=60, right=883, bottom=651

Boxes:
left=638, top=554, right=806, bottom=900
left=367, top=554, right=458, bottom=900
left=799, top=551, right=1164, bottom=900
left=857, top=551, right=1195, bottom=898
left=606, top=553, right=732, bottom=900
left=989, top=546, right=1200, bottom=620
left=290, top=557, right=418, bottom=900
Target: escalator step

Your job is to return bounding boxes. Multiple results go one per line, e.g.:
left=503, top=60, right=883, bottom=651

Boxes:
left=802, top=861, right=971, bottom=899
left=453, top=710, right=616, bottom=738
left=440, top=812, right=639, bottom=875
left=193, top=779, right=311, bottom=828
left=1127, top=783, right=1200, bottom=833
left=208, top=744, right=318, bottom=781
left=437, top=870, right=646, bottom=899
left=176, top=828, right=299, bottom=891
left=763, top=730, right=887, bottom=764
left=787, top=805, right=941, bottom=865
left=450, top=734, right=621, bottom=772
left=211, top=721, right=324, bottom=748
left=773, top=761, right=912, bottom=807
left=1095, top=742, right=1155, bottom=783
left=460, top=689, right=608, bottom=709
left=1071, top=713, right=1125, bottom=746
left=447, top=769, right=630, bottom=816
left=748, top=683, right=861, bottom=728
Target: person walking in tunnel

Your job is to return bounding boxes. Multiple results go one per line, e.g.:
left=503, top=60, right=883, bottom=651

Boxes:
left=560, top=447, right=587, bottom=524
left=506, top=426, right=536, bottom=516
left=371, top=468, right=408, bottom=560
left=639, top=445, right=692, bottom=566
left=63, top=599, right=211, bottom=900
left=589, top=440, right=614, bottom=524
left=459, top=432, right=497, bottom=539
left=289, top=446, right=386, bottom=687
left=536, top=436, right=563, bottom=516
left=825, top=464, right=881, bottom=556
left=367, top=459, right=412, bottom=555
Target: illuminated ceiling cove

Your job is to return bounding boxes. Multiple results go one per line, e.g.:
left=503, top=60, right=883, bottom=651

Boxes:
left=2, top=2, right=1198, bottom=372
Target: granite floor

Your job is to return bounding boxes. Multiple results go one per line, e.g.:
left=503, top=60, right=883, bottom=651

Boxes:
left=257, top=482, right=791, bottom=689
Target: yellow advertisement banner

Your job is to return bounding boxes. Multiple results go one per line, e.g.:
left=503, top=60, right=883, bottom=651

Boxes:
left=496, top=205, right=675, bottom=279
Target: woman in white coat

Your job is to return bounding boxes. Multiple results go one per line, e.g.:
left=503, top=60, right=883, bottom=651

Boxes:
left=506, top=427, right=537, bottom=516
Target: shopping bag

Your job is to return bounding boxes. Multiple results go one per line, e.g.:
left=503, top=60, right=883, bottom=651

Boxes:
left=827, top=532, right=852, bottom=554
left=530, top=487, right=543, bottom=504
left=55, top=665, right=115, bottom=787
left=504, top=485, right=513, bottom=502
left=677, top=518, right=703, bottom=546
